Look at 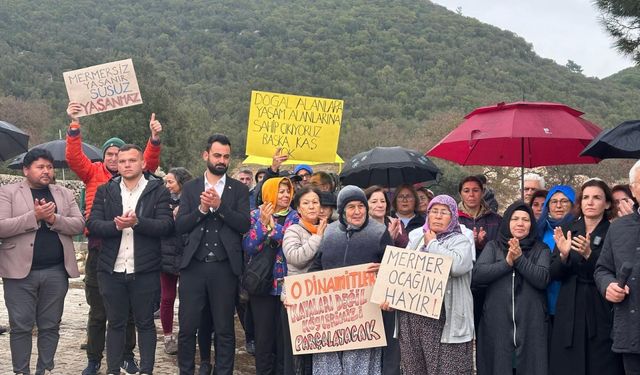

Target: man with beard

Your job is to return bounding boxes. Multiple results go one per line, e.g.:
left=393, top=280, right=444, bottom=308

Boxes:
left=175, top=134, right=251, bottom=375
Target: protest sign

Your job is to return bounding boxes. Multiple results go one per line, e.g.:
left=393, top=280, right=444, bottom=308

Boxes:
left=284, top=264, right=387, bottom=355
left=63, top=58, right=142, bottom=117
left=246, top=90, right=343, bottom=163
left=371, top=246, right=452, bottom=319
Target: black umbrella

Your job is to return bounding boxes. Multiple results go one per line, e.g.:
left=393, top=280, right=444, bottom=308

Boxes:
left=8, top=139, right=103, bottom=169
left=340, top=146, right=441, bottom=188
left=580, top=120, right=640, bottom=159
left=0, top=120, right=30, bottom=161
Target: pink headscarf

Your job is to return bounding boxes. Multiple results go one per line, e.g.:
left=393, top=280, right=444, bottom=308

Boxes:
left=422, top=194, right=462, bottom=241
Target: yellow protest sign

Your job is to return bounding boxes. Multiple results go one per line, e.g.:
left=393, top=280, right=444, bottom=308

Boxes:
left=246, top=90, right=343, bottom=163
left=63, top=58, right=142, bottom=117
left=284, top=264, right=387, bottom=355
left=371, top=246, right=453, bottom=319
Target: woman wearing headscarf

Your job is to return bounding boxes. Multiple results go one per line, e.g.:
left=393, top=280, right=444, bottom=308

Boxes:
left=310, top=185, right=393, bottom=375
left=549, top=179, right=624, bottom=375
left=243, top=177, right=299, bottom=374
left=473, top=201, right=550, bottom=375
left=536, top=185, right=575, bottom=321
left=160, top=167, right=192, bottom=354
left=399, top=195, right=475, bottom=374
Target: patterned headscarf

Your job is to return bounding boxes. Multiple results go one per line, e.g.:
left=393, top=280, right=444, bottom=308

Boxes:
left=422, top=194, right=462, bottom=242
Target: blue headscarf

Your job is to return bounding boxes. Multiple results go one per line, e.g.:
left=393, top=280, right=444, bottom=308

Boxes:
left=535, top=185, right=576, bottom=240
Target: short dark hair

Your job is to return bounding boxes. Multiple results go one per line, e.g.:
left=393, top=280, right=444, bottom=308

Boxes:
left=458, top=175, right=484, bottom=193
left=23, top=148, right=54, bottom=168
left=530, top=189, right=549, bottom=203
left=364, top=185, right=390, bottom=216
left=239, top=169, right=252, bottom=176
left=292, top=186, right=322, bottom=209
left=206, top=134, right=231, bottom=151
left=118, top=144, right=143, bottom=156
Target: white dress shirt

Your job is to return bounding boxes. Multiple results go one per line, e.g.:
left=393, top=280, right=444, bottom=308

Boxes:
left=114, top=176, right=148, bottom=274
left=203, top=171, right=226, bottom=211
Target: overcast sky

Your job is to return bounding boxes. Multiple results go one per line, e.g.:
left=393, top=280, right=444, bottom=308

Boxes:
left=431, top=0, right=635, bottom=78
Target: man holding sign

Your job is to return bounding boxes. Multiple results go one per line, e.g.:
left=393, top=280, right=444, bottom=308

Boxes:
left=66, top=102, right=163, bottom=375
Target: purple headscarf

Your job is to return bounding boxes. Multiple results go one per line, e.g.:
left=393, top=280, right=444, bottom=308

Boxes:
left=422, top=194, right=462, bottom=241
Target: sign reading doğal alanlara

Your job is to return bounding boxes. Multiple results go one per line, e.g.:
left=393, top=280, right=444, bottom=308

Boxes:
left=63, top=58, right=143, bottom=117
left=284, top=264, right=387, bottom=355
left=371, top=246, right=453, bottom=319
left=246, top=90, right=343, bottom=163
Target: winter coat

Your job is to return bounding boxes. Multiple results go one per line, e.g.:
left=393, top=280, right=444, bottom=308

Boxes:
left=473, top=240, right=550, bottom=375
left=87, top=175, right=174, bottom=274
left=549, top=217, right=623, bottom=374
left=242, top=209, right=299, bottom=295
left=282, top=223, right=322, bottom=276
left=457, top=202, right=501, bottom=255
left=66, top=129, right=160, bottom=222
left=595, top=209, right=640, bottom=354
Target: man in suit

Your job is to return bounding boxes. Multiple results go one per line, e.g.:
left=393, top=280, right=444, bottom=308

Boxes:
left=87, top=144, right=174, bottom=375
left=0, top=148, right=85, bottom=375
left=176, top=134, right=251, bottom=375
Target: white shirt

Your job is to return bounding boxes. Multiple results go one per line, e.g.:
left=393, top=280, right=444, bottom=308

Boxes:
left=114, top=176, right=148, bottom=274
left=203, top=171, right=226, bottom=211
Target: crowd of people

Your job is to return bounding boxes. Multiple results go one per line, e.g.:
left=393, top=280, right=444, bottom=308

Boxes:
left=1, top=103, right=640, bottom=375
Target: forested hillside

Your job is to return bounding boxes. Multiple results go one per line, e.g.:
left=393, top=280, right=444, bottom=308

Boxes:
left=0, top=0, right=638, bottom=182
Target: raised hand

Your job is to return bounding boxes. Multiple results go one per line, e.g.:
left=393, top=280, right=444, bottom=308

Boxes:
left=271, top=147, right=288, bottom=172
left=259, top=202, right=274, bottom=227
left=317, top=217, right=328, bottom=236
left=34, top=198, right=56, bottom=223
left=149, top=113, right=162, bottom=141
left=553, top=227, right=571, bottom=261
left=424, top=229, right=437, bottom=245
left=67, top=102, right=82, bottom=123
left=199, top=188, right=219, bottom=212
left=571, top=233, right=591, bottom=260
left=114, top=210, right=137, bottom=230
left=387, top=217, right=401, bottom=240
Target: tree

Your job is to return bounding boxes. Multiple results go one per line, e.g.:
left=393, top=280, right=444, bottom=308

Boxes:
left=595, top=0, right=640, bottom=62
left=565, top=60, right=583, bottom=74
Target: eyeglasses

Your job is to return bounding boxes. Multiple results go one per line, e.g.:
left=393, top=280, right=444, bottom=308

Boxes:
left=428, top=209, right=451, bottom=217
left=397, top=194, right=415, bottom=201
left=549, top=199, right=571, bottom=206
left=297, top=173, right=311, bottom=180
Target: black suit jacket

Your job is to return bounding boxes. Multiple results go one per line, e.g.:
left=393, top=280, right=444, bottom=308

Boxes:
left=175, top=175, right=250, bottom=276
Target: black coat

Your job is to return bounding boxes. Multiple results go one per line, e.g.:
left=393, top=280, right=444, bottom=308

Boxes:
left=175, top=175, right=250, bottom=277
left=472, top=240, right=550, bottom=375
left=595, top=210, right=640, bottom=354
left=87, top=175, right=174, bottom=274
left=549, top=217, right=623, bottom=374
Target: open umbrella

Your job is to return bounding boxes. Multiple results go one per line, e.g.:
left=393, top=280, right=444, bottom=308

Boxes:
left=580, top=120, right=640, bottom=159
left=340, top=146, right=441, bottom=188
left=8, top=139, right=102, bottom=169
left=427, top=102, right=602, bottom=196
left=0, top=120, right=29, bottom=161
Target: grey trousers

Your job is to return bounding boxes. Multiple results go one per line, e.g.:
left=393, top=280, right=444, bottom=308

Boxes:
left=3, top=265, right=69, bottom=375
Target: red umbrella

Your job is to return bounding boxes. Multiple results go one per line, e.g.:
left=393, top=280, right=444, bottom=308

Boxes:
left=427, top=101, right=602, bottom=195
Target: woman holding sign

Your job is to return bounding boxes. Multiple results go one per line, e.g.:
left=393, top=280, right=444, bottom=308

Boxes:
left=243, top=177, right=299, bottom=375
left=397, top=195, right=474, bottom=374
left=282, top=186, right=326, bottom=374
left=309, top=185, right=393, bottom=375
left=473, top=201, right=550, bottom=375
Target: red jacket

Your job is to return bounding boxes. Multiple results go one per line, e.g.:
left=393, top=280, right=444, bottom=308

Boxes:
left=66, top=127, right=161, bottom=224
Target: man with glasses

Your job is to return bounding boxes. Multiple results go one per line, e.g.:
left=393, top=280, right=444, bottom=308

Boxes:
left=293, top=164, right=313, bottom=188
